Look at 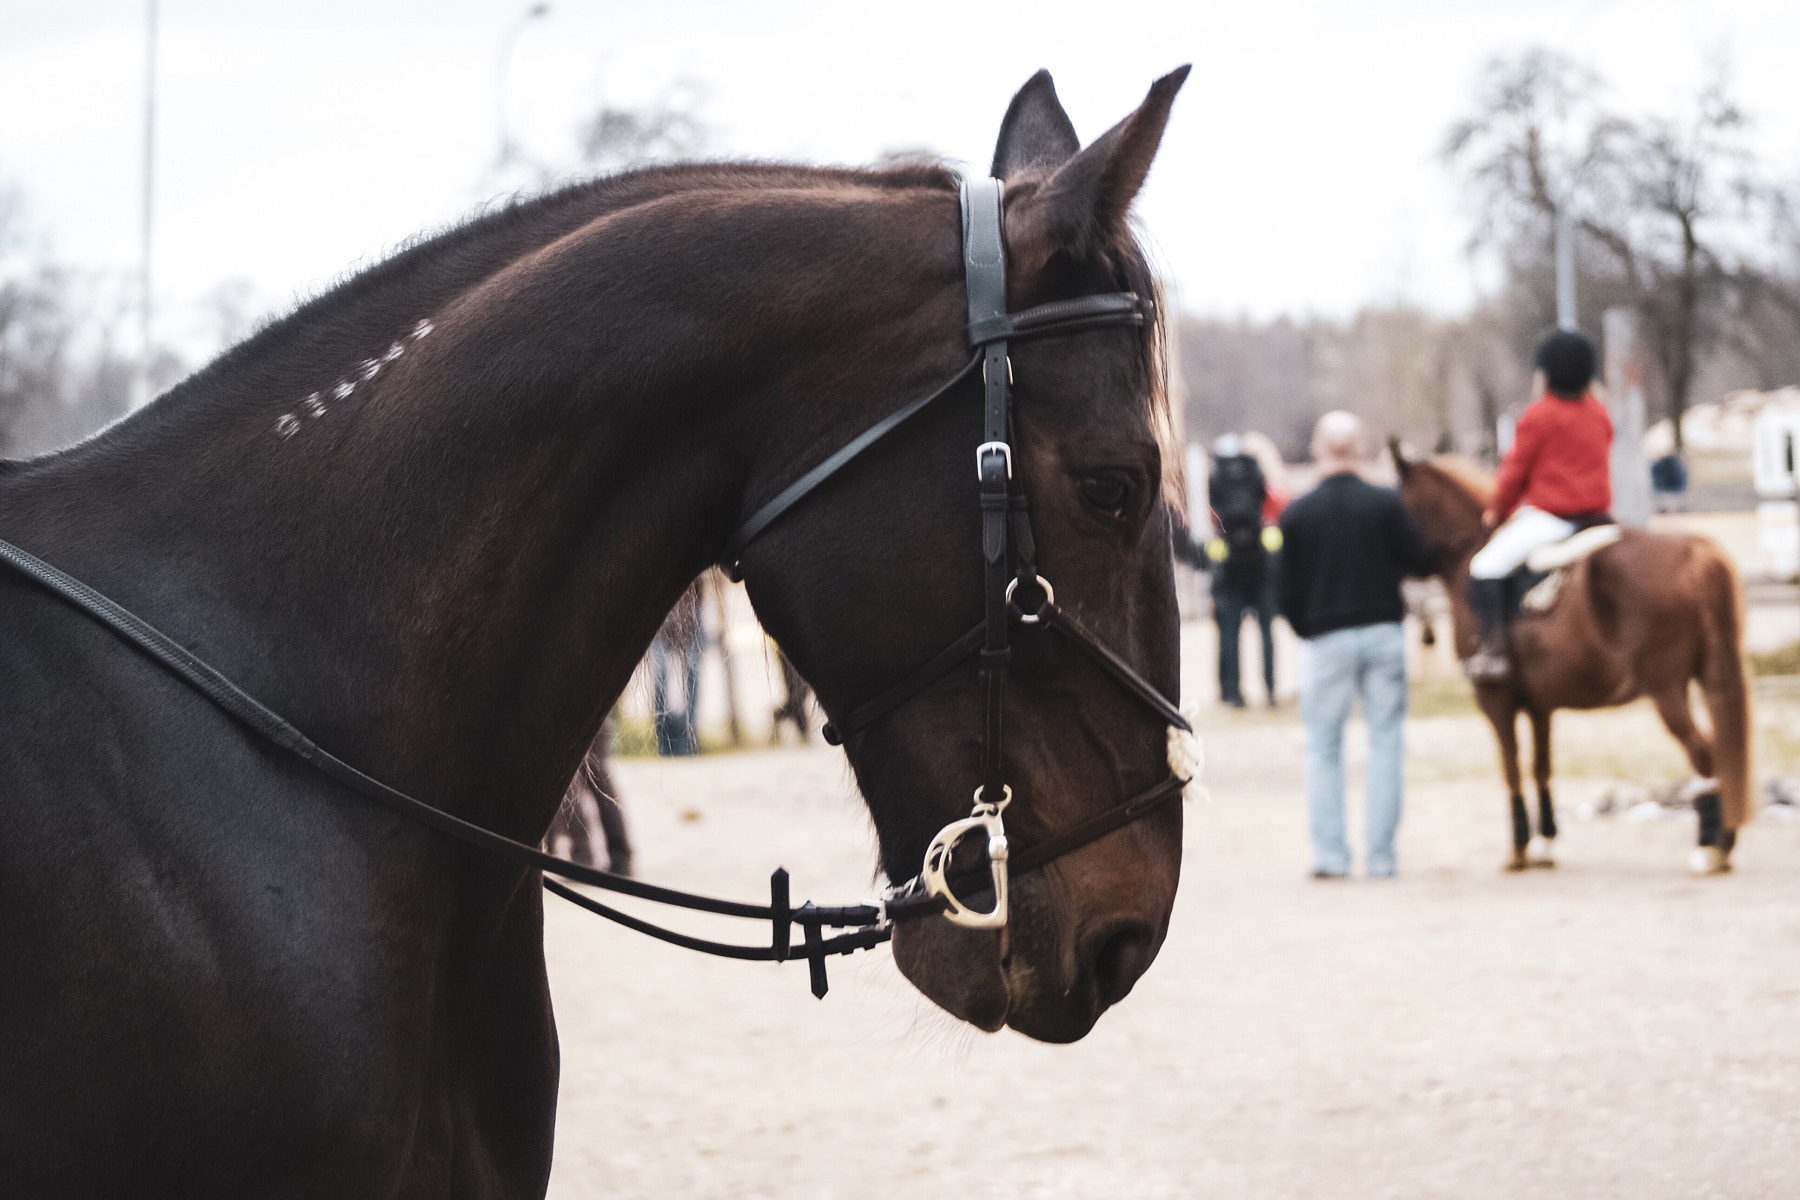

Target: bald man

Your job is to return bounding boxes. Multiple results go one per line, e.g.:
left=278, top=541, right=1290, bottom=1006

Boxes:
left=1278, top=412, right=1434, bottom=878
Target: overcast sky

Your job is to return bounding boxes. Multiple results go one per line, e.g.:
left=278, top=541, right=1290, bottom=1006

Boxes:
left=4, top=0, right=1798, bottom=361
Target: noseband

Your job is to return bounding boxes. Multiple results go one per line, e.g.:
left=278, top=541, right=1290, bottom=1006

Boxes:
left=0, top=178, right=1197, bottom=1000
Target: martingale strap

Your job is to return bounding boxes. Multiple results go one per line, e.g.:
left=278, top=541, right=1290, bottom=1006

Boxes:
left=0, top=176, right=1191, bottom=1003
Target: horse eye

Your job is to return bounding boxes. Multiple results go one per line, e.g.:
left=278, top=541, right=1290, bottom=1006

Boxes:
left=1078, top=473, right=1132, bottom=519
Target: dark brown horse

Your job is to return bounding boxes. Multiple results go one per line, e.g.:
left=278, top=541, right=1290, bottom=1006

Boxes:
left=0, top=70, right=1190, bottom=1195
left=1392, top=450, right=1752, bottom=873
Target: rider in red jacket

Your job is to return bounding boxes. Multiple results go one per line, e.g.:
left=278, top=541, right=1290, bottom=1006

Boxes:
left=1465, top=331, right=1612, bottom=682
left=1486, top=388, right=1612, bottom=526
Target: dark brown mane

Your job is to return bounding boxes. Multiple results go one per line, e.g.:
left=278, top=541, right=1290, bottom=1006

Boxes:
left=165, top=160, right=961, bottom=413
left=40, top=155, right=1168, bottom=499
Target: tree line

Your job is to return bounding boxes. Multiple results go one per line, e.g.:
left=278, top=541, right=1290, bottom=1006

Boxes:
left=0, top=79, right=712, bottom=461
left=1182, top=48, right=1800, bottom=463
left=9, top=51, right=1795, bottom=467
left=0, top=190, right=138, bottom=458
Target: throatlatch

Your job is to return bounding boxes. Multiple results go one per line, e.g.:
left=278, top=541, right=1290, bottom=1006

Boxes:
left=0, top=177, right=1199, bottom=1002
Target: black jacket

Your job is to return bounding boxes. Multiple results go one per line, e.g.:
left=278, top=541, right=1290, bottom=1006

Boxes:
left=1278, top=472, right=1433, bottom=639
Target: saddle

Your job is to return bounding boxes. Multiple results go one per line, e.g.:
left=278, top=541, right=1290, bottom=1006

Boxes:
left=1511, top=522, right=1621, bottom=615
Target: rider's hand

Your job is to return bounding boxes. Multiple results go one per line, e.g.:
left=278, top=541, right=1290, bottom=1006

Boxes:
left=1481, top=508, right=1499, bottom=529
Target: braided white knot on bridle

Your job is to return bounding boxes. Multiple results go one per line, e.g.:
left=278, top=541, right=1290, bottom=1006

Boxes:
left=1166, top=704, right=1205, bottom=796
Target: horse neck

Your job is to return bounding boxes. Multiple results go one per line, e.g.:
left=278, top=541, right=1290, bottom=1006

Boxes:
left=1, top=177, right=963, bottom=833
left=1413, top=470, right=1487, bottom=658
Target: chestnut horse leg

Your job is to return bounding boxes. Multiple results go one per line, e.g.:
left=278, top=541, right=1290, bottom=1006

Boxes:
left=1526, top=708, right=1556, bottom=867
left=1477, top=687, right=1531, bottom=871
left=1694, top=551, right=1752, bottom=868
left=1650, top=687, right=1731, bottom=875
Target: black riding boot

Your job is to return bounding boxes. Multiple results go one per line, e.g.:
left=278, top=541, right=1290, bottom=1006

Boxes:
left=1464, top=577, right=1511, bottom=683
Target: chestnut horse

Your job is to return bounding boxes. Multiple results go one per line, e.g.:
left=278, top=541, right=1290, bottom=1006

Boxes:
left=0, top=71, right=1190, bottom=1196
left=1392, top=450, right=1752, bottom=874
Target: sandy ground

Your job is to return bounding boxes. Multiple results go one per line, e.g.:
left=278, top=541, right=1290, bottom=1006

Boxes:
left=544, top=628, right=1800, bottom=1199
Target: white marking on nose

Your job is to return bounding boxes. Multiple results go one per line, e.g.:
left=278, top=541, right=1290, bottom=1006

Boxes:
left=275, top=414, right=301, bottom=438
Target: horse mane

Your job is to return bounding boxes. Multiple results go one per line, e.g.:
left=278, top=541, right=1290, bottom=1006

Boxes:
left=171, top=160, right=961, bottom=407
left=1427, top=454, right=1496, bottom=507
left=29, top=155, right=1169, bottom=491
left=1117, top=253, right=1174, bottom=507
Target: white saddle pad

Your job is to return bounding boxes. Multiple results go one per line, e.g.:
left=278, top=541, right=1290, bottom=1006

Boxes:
left=1525, top=524, right=1621, bottom=572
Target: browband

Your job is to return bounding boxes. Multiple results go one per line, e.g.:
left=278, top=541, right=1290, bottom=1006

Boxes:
left=967, top=292, right=1145, bottom=347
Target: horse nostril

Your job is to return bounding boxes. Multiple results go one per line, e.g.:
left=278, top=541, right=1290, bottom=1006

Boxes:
left=1084, top=920, right=1156, bottom=1008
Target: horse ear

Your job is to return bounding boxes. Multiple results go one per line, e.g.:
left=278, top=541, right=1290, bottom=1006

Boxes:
left=1006, top=66, right=1189, bottom=272
left=991, top=70, right=1081, bottom=179
left=1388, top=436, right=1414, bottom=477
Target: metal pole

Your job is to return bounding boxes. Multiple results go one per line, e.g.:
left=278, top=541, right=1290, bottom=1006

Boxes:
left=135, top=0, right=158, bottom=409
left=1603, top=307, right=1652, bottom=527
left=1555, top=204, right=1577, bottom=331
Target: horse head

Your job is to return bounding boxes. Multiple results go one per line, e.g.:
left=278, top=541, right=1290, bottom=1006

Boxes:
left=1391, top=442, right=1493, bottom=658
left=737, top=69, right=1190, bottom=1042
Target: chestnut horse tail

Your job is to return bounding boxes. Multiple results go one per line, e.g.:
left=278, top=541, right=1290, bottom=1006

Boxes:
left=1695, top=545, right=1753, bottom=830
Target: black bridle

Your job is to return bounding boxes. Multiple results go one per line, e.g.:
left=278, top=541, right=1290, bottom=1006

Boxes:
left=723, top=178, right=1193, bottom=931
left=0, top=177, right=1194, bottom=1000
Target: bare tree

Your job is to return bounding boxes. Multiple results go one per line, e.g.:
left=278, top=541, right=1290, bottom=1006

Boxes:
left=0, top=188, right=74, bottom=456
left=579, top=80, right=709, bottom=172
left=1441, top=50, right=1631, bottom=268
left=1615, top=77, right=1761, bottom=444
left=1444, top=50, right=1774, bottom=449
left=0, top=185, right=167, bottom=458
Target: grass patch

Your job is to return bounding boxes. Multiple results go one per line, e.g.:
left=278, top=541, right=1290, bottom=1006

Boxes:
left=1408, top=676, right=1800, bottom=782
left=1408, top=676, right=1480, bottom=720
left=1752, top=640, right=1800, bottom=676
left=608, top=715, right=773, bottom=759
left=609, top=716, right=660, bottom=758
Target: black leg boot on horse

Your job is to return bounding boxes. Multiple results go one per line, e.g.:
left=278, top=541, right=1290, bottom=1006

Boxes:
left=1464, top=576, right=1512, bottom=684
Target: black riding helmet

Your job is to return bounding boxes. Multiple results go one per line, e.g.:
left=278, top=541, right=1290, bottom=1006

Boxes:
left=1536, top=330, right=1598, bottom=398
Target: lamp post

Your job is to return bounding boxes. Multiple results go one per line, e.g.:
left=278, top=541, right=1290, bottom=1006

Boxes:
left=495, top=3, right=550, bottom=169
left=1555, top=203, right=1576, bottom=331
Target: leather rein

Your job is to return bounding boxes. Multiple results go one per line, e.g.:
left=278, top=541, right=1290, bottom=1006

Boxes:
left=0, top=178, right=1195, bottom=1000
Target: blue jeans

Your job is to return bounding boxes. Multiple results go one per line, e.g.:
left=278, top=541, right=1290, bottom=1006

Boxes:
left=1301, top=622, right=1408, bottom=876
left=649, top=633, right=703, bottom=757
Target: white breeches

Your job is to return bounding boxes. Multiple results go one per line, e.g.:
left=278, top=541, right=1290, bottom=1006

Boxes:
left=1469, top=506, right=1576, bottom=579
